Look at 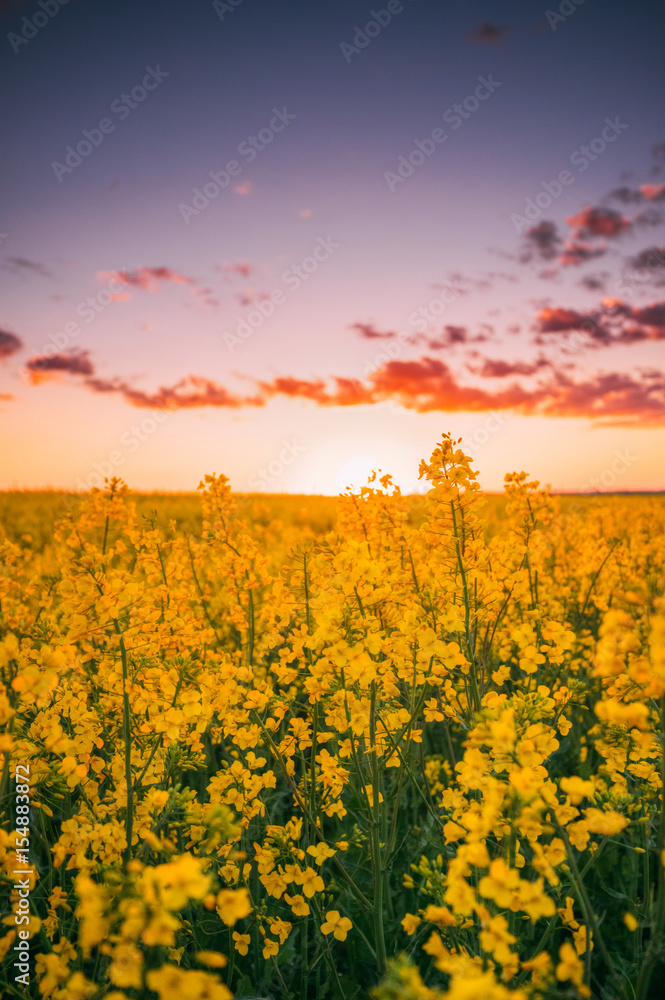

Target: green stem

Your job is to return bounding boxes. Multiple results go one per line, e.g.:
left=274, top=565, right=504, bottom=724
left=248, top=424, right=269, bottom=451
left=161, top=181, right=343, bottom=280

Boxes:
left=635, top=696, right=665, bottom=1000
left=369, top=682, right=388, bottom=977
left=114, top=625, right=133, bottom=863
left=553, top=813, right=628, bottom=1000
left=450, top=500, right=481, bottom=715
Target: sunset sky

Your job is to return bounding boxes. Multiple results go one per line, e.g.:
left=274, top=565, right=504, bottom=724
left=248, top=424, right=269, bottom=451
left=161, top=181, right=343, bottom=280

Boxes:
left=1, top=0, right=664, bottom=494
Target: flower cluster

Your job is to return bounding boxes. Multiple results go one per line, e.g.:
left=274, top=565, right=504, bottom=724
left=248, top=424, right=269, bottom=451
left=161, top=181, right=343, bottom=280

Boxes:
left=0, top=437, right=663, bottom=999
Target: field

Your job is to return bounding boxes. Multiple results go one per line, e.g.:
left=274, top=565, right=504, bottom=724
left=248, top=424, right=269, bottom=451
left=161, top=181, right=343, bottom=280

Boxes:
left=1, top=433, right=664, bottom=1000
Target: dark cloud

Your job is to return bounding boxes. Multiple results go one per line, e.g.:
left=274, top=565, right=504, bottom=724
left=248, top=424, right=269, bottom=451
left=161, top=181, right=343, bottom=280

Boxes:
left=609, top=186, right=645, bottom=205
left=632, top=302, right=665, bottom=328
left=26, top=350, right=94, bottom=378
left=86, top=375, right=264, bottom=410
left=567, top=206, right=631, bottom=239
left=634, top=208, right=664, bottom=228
left=535, top=299, right=665, bottom=347
left=629, top=246, right=665, bottom=271
left=523, top=221, right=561, bottom=261
left=350, top=322, right=396, bottom=340
left=0, top=329, right=23, bottom=359
left=580, top=274, right=607, bottom=291
left=5, top=256, right=52, bottom=278
left=419, top=325, right=470, bottom=349
left=467, top=22, right=509, bottom=44
left=537, top=307, right=587, bottom=333
left=559, top=241, right=607, bottom=267
left=472, top=357, right=551, bottom=378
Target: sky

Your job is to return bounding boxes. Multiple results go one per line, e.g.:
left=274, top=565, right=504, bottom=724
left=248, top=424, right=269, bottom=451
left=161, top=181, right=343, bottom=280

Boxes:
left=1, top=0, right=664, bottom=495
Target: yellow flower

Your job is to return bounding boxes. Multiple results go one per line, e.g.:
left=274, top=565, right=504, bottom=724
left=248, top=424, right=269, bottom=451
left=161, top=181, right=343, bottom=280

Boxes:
left=401, top=912, right=421, bottom=935
left=584, top=808, right=629, bottom=836
left=478, top=859, right=521, bottom=908
left=573, top=925, right=592, bottom=957
left=263, top=937, right=279, bottom=959
left=284, top=893, right=310, bottom=916
left=560, top=776, right=594, bottom=805
left=294, top=867, right=325, bottom=898
left=216, top=887, right=252, bottom=925
left=195, top=950, right=228, bottom=968
left=109, top=942, right=143, bottom=989
left=151, top=853, right=211, bottom=910
left=422, top=905, right=456, bottom=927
left=320, top=910, right=353, bottom=941
left=306, top=842, right=336, bottom=864
left=269, top=918, right=292, bottom=944
left=232, top=932, right=250, bottom=956
left=556, top=942, right=588, bottom=996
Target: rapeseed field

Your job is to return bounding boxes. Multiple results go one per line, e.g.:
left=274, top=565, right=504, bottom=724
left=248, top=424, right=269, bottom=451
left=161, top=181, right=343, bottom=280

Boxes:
left=1, top=433, right=664, bottom=999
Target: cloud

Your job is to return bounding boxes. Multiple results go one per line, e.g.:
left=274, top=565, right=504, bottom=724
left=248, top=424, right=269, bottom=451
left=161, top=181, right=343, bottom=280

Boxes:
left=566, top=206, right=631, bottom=239
left=85, top=375, right=264, bottom=410
left=25, top=350, right=94, bottom=380
left=467, top=22, right=509, bottom=44
left=629, top=246, right=665, bottom=271
left=537, top=307, right=587, bottom=333
left=635, top=207, right=665, bottom=228
left=559, top=241, right=607, bottom=267
left=4, top=256, right=52, bottom=278
left=96, top=266, right=217, bottom=307
left=97, top=266, right=197, bottom=291
left=632, top=302, right=665, bottom=329
left=535, top=298, right=665, bottom=346
left=471, top=357, right=551, bottom=378
left=0, top=329, right=23, bottom=359
left=580, top=274, right=607, bottom=291
left=221, top=260, right=252, bottom=277
left=28, top=345, right=665, bottom=426
left=418, top=325, right=472, bottom=349
left=350, top=322, right=396, bottom=340
left=609, top=186, right=645, bottom=205
left=254, top=358, right=664, bottom=426
left=641, top=184, right=665, bottom=201
left=523, top=221, right=561, bottom=261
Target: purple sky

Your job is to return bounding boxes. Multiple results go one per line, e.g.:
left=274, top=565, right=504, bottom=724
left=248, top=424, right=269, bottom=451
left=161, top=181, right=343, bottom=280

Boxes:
left=1, top=0, right=664, bottom=493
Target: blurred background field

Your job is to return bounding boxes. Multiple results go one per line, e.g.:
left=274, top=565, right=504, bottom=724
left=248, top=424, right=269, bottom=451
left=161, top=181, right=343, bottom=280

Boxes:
left=0, top=489, right=663, bottom=551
